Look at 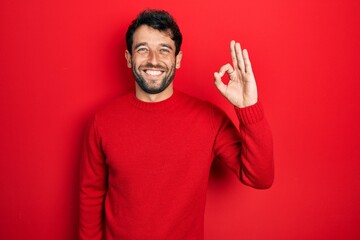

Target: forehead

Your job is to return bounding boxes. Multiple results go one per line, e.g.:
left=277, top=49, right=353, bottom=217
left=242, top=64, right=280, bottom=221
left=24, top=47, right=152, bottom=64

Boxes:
left=132, top=25, right=175, bottom=48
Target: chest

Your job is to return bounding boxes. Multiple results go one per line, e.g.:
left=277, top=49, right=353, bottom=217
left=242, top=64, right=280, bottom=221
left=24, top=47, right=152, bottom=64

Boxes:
left=100, top=110, right=216, bottom=183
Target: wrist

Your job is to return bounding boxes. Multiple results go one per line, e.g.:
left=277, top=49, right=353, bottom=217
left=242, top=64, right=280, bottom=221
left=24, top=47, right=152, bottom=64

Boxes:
left=235, top=98, right=258, bottom=108
left=234, top=101, right=264, bottom=124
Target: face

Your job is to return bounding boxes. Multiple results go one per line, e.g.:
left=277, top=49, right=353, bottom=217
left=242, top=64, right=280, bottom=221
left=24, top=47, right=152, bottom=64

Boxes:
left=125, top=25, right=182, bottom=95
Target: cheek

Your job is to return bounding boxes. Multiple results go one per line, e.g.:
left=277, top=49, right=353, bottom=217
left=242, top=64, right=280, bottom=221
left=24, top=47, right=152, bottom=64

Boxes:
left=162, top=57, right=176, bottom=66
left=132, top=54, right=147, bottom=63
left=131, top=59, right=143, bottom=69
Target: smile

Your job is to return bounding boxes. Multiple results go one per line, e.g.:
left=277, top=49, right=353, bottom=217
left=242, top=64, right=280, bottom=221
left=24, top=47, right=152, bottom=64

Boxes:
left=143, top=70, right=164, bottom=76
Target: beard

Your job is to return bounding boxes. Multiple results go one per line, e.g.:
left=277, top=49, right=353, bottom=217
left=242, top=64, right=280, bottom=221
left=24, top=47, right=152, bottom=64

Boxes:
left=132, top=62, right=176, bottom=94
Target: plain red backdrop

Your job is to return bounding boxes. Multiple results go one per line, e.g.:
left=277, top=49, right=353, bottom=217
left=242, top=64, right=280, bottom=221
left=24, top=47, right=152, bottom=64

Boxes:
left=1, top=0, right=359, bottom=239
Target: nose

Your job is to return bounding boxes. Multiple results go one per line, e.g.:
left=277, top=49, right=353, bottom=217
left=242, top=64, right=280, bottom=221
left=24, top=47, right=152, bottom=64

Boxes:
left=147, top=50, right=159, bottom=65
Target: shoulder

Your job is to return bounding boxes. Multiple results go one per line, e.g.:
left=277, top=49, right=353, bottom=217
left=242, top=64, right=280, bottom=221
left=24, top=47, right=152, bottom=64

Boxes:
left=175, top=90, right=229, bottom=123
left=176, top=90, right=216, bottom=111
left=92, top=92, right=133, bottom=123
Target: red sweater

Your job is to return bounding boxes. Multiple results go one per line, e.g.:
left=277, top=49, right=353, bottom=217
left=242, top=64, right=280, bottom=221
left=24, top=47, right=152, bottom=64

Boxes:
left=80, top=90, right=274, bottom=240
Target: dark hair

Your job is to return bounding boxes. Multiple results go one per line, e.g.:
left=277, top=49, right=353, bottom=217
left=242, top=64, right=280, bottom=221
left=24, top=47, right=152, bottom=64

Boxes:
left=126, top=9, right=182, bottom=56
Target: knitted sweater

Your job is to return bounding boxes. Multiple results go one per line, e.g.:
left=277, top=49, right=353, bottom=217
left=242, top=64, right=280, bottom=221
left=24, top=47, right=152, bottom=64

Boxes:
left=79, top=90, right=274, bottom=240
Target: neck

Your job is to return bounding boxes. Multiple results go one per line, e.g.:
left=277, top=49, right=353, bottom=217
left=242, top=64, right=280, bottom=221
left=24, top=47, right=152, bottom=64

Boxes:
left=135, top=84, right=174, bottom=103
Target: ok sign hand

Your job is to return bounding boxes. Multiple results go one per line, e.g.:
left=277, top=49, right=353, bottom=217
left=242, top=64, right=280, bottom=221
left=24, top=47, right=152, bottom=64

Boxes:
left=214, top=41, right=258, bottom=108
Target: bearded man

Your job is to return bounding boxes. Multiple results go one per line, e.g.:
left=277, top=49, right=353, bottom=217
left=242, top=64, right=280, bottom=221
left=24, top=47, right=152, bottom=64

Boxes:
left=80, top=9, right=274, bottom=240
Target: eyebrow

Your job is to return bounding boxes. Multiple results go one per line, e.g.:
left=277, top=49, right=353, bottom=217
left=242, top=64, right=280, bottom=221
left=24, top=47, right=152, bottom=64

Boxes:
left=134, top=42, right=148, bottom=50
left=134, top=42, right=174, bottom=51
left=159, top=44, right=173, bottom=50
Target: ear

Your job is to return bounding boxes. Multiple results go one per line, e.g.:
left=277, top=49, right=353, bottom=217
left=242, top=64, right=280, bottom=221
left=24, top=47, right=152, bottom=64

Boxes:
left=125, top=50, right=132, bottom=68
left=175, top=51, right=183, bottom=69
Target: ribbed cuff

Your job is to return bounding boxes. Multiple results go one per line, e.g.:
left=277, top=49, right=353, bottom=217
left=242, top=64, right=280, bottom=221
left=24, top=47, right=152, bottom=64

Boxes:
left=234, top=101, right=264, bottom=125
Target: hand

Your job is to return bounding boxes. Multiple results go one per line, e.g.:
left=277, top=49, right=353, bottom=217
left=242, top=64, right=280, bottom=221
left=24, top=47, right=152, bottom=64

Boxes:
left=214, top=40, right=258, bottom=108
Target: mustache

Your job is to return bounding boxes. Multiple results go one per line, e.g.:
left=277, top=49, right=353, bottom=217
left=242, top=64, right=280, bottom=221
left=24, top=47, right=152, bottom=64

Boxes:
left=140, top=63, right=167, bottom=71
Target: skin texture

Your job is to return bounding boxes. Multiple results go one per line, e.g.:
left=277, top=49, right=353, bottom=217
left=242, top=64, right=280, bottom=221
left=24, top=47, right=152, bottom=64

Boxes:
left=125, top=25, right=182, bottom=103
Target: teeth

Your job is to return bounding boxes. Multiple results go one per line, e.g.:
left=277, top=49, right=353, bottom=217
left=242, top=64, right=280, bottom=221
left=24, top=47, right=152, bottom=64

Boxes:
left=145, top=70, right=162, bottom=76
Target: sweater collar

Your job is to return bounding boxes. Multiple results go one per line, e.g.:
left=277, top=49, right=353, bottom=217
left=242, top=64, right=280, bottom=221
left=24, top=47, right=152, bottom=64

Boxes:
left=129, top=90, right=179, bottom=112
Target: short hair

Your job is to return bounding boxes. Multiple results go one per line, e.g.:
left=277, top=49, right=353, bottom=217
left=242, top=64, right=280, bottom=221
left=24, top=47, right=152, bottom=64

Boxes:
left=126, top=9, right=182, bottom=56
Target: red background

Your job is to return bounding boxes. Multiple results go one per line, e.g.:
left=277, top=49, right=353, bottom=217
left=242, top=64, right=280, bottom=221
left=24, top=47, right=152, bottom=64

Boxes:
left=1, top=0, right=360, bottom=239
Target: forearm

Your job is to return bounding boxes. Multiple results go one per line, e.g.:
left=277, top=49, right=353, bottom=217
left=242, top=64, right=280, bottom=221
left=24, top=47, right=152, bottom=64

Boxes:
left=79, top=118, right=107, bottom=239
left=235, top=102, right=274, bottom=189
left=79, top=173, right=107, bottom=240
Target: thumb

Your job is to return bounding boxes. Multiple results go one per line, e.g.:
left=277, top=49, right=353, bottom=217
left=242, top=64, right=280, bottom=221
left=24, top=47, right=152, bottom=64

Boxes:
left=214, top=72, right=227, bottom=95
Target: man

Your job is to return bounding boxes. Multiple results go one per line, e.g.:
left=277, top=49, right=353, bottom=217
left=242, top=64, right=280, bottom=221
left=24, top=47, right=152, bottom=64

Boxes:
left=80, top=9, right=274, bottom=240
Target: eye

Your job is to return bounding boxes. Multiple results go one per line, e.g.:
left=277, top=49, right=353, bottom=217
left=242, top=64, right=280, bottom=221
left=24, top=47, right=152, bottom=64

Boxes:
left=137, top=47, right=148, bottom=54
left=160, top=48, right=171, bottom=54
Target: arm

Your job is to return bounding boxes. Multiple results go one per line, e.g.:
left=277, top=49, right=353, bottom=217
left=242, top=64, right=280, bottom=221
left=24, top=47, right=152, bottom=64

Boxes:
left=213, top=41, right=274, bottom=188
left=79, top=116, right=107, bottom=240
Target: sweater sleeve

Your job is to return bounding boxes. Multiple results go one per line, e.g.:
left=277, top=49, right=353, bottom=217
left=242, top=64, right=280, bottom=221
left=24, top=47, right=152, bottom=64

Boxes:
left=79, top=116, right=107, bottom=240
left=212, top=102, right=274, bottom=189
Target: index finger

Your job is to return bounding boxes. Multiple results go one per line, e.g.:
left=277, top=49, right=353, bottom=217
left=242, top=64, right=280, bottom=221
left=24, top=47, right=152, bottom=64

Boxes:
left=218, top=63, right=235, bottom=78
